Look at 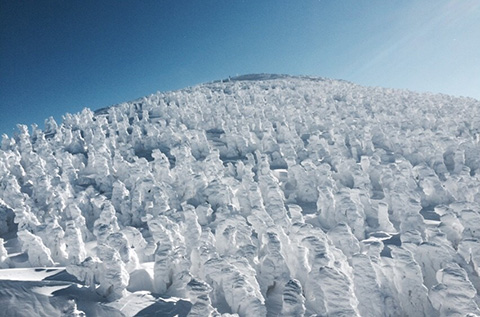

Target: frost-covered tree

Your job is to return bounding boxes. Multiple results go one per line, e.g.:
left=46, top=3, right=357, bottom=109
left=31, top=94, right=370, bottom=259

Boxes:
left=0, top=238, right=9, bottom=268
left=96, top=244, right=129, bottom=301
left=106, top=232, right=139, bottom=273
left=281, top=279, right=306, bottom=317
left=93, top=201, right=120, bottom=244
left=37, top=217, right=68, bottom=264
left=17, top=230, right=55, bottom=267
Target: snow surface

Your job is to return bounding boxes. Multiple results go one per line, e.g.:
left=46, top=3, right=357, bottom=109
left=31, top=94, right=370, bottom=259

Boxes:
left=1, top=74, right=480, bottom=316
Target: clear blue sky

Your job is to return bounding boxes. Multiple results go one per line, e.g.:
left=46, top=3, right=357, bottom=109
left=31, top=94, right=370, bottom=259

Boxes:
left=1, top=0, right=479, bottom=136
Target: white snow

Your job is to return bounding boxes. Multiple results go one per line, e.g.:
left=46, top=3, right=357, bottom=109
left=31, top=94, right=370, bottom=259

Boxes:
left=1, top=74, right=480, bottom=316
left=0, top=268, right=64, bottom=281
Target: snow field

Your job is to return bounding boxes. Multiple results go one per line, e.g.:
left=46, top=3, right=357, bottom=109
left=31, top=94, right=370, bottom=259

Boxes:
left=1, top=74, right=480, bottom=316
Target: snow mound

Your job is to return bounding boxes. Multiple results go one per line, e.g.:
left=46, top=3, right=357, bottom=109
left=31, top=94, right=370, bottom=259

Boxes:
left=1, top=75, right=480, bottom=316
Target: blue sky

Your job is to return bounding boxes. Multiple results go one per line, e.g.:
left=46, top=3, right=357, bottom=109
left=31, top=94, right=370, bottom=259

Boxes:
left=1, top=0, right=479, bottom=136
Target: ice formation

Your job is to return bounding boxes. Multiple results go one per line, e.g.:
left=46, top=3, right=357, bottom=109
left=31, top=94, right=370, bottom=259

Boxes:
left=1, top=74, right=480, bottom=316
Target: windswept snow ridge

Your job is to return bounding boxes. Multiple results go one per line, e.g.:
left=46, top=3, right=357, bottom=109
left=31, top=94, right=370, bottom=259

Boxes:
left=1, top=75, right=480, bottom=316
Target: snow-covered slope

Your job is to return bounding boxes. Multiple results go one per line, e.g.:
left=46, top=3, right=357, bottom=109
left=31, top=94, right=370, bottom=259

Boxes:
left=1, top=74, right=480, bottom=316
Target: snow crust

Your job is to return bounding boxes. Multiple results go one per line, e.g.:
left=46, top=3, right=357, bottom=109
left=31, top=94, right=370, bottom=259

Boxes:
left=1, top=75, right=480, bottom=316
